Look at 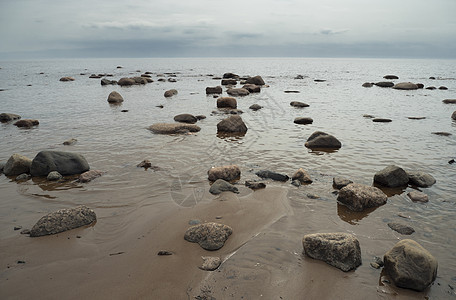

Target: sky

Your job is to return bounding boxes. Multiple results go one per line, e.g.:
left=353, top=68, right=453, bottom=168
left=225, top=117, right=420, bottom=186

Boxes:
left=1, top=0, right=455, bottom=59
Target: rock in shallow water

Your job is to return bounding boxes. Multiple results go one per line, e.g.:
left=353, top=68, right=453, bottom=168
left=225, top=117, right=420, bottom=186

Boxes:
left=30, top=205, right=97, bottom=237
left=3, top=153, right=32, bottom=176
left=305, top=131, right=341, bottom=149
left=292, top=168, right=312, bottom=183
left=47, top=171, right=63, bottom=181
left=209, top=179, right=239, bottom=195
left=149, top=123, right=201, bottom=134
left=407, top=191, right=429, bottom=203
left=78, top=170, right=104, bottom=183
left=107, top=91, right=123, bottom=103
left=387, top=222, right=415, bottom=235
left=256, top=170, right=289, bottom=181
left=208, top=165, right=241, bottom=182
left=245, top=181, right=266, bottom=190
left=407, top=171, right=436, bottom=188
left=333, top=176, right=353, bottom=189
left=337, top=183, right=387, bottom=211
left=184, top=222, right=233, bottom=250
left=30, top=151, right=90, bottom=176
left=0, top=113, right=21, bottom=122
left=302, top=232, right=362, bottom=272
left=374, top=165, right=409, bottom=188
left=217, top=115, right=247, bottom=133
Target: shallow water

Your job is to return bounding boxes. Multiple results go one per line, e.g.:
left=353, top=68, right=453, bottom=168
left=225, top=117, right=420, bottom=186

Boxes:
left=1, top=57, right=456, bottom=299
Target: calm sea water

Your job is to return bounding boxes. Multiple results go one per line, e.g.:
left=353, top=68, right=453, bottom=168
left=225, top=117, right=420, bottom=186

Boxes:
left=1, top=57, right=456, bottom=298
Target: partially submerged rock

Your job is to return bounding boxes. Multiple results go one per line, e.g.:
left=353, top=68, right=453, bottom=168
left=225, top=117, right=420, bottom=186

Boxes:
left=245, top=181, right=266, bottom=190
left=384, top=75, right=399, bottom=79
left=206, top=86, right=222, bottom=94
left=302, top=232, right=362, bottom=272
left=199, top=256, right=222, bottom=271
left=373, top=118, right=392, bottom=123
left=184, top=222, right=233, bottom=250
left=243, top=84, right=261, bottom=93
left=294, top=117, right=313, bottom=125
left=407, top=191, right=429, bottom=203
left=387, top=222, right=415, bottom=235
left=63, top=138, right=77, bottom=146
left=78, top=170, right=104, bottom=183
left=407, top=171, right=436, bottom=188
left=59, top=77, right=75, bottom=82
left=383, top=239, right=438, bottom=291
left=375, top=82, right=394, bottom=88
left=305, top=131, right=341, bottom=149
left=290, top=101, right=309, bottom=108
left=3, top=153, right=32, bottom=176
left=107, top=91, right=124, bottom=103
left=249, top=104, right=262, bottom=111
left=0, top=113, right=21, bottom=122
left=30, top=151, right=90, bottom=176
left=209, top=179, right=239, bottom=195
left=174, top=114, right=197, bottom=124
left=164, top=89, right=178, bottom=97
left=333, top=176, right=353, bottom=189
left=292, top=168, right=312, bottom=183
left=47, top=171, right=63, bottom=181
left=30, top=205, right=96, bottom=237
left=374, top=165, right=409, bottom=187
left=256, top=170, right=289, bottom=182
left=14, top=119, right=39, bottom=128
left=337, top=183, right=387, bottom=211
left=393, top=82, right=419, bottom=90
left=442, top=99, right=456, bottom=104
left=217, top=115, right=247, bottom=133
left=227, top=88, right=249, bottom=97
left=217, top=97, right=237, bottom=109
left=148, top=123, right=201, bottom=134
left=208, top=165, right=241, bottom=182
left=245, top=75, right=265, bottom=85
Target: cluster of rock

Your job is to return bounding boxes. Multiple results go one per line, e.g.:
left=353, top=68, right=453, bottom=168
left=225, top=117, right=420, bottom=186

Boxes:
left=1, top=113, right=40, bottom=129
left=362, top=75, right=448, bottom=91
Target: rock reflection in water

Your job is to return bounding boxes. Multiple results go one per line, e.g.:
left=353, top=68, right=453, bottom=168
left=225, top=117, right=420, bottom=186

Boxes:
left=337, top=203, right=378, bottom=225
left=31, top=176, right=81, bottom=192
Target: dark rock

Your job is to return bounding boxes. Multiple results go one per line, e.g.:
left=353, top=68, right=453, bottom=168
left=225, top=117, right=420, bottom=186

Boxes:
left=314, top=79, right=326, bottom=82
left=448, top=159, right=455, bottom=164
left=443, top=99, right=456, bottom=104
left=407, top=171, right=436, bottom=187
left=167, top=78, right=176, bottom=83
left=393, top=82, right=419, bottom=90
left=30, top=151, right=90, bottom=176
left=383, top=239, right=437, bottom=291
left=337, top=183, right=387, bottom=211
left=255, top=170, right=289, bottom=181
left=362, top=82, right=374, bottom=87
left=206, top=86, right=222, bottom=94
left=14, top=226, right=22, bottom=231
left=227, top=88, right=249, bottom=97
left=107, top=91, right=124, bottom=103
left=221, top=79, right=237, bottom=85
left=148, top=123, right=201, bottom=134
left=217, top=115, right=247, bottom=133
left=384, top=75, right=399, bottom=79
left=416, top=83, right=424, bottom=89
left=426, top=86, right=436, bottom=90
left=452, top=111, right=456, bottom=120
left=208, top=165, right=240, bottom=182
left=374, top=165, right=409, bottom=187
left=101, top=79, right=117, bottom=85
left=3, top=153, right=32, bottom=176
left=294, top=117, right=313, bottom=125
left=117, top=78, right=136, bottom=86
left=199, top=256, right=221, bottom=271
left=295, top=75, right=305, bottom=79
left=209, top=179, right=239, bottom=195
left=14, top=119, right=39, bottom=128
left=302, top=232, right=362, bottom=272
left=292, top=168, right=312, bottom=183
left=373, top=118, right=392, bottom=122
left=132, top=77, right=148, bottom=84
left=164, top=89, right=178, bottom=97
left=78, top=170, right=104, bottom=183
left=407, top=191, right=429, bottom=203
left=408, top=117, right=426, bottom=120
left=290, top=101, right=309, bottom=108
left=174, top=114, right=197, bottom=124
left=242, top=84, right=261, bottom=93
left=0, top=113, right=21, bottom=122
left=184, top=222, right=233, bottom=250
left=429, top=77, right=435, bottom=80
left=223, top=73, right=239, bottom=79
left=363, top=114, right=375, bottom=118
left=249, top=104, right=262, bottom=111
left=30, top=205, right=96, bottom=237
left=284, top=90, right=300, bottom=93
left=388, top=222, right=415, bottom=235
left=439, top=86, right=448, bottom=90
left=63, top=138, right=77, bottom=146
left=196, top=115, right=206, bottom=120
left=89, top=74, right=101, bottom=79
left=141, top=74, right=151, bottom=78
left=333, top=177, right=353, bottom=189
left=375, top=82, right=394, bottom=88
left=20, top=229, right=31, bottom=235
left=307, top=193, right=320, bottom=199
left=137, top=159, right=152, bottom=169
left=157, top=250, right=173, bottom=256
left=245, top=181, right=266, bottom=190
left=121, top=110, right=128, bottom=112
left=245, top=75, right=265, bottom=86
left=305, top=131, right=341, bottom=149
left=217, top=97, right=237, bottom=109
left=59, top=77, right=75, bottom=82
left=47, top=171, right=63, bottom=181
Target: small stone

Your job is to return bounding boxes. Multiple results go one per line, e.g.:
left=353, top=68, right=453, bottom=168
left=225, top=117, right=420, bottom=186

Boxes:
left=137, top=160, right=152, bottom=169
left=292, top=168, right=312, bottom=183
left=249, top=104, right=262, bottom=111
left=63, top=138, right=77, bottom=146
left=307, top=193, right=319, bottom=199
left=164, top=89, right=178, bottom=97
left=189, top=219, right=201, bottom=225
left=245, top=181, right=266, bottom=190
left=78, top=170, right=104, bottom=183
left=14, top=226, right=22, bottom=231
left=17, top=260, right=26, bottom=264
left=407, top=191, right=429, bottom=203
left=388, top=222, right=415, bottom=235
left=47, top=171, right=63, bottom=181
left=370, top=262, right=380, bottom=269
left=256, top=170, right=289, bottom=181
left=291, top=180, right=301, bottom=187
left=15, top=173, right=31, bottom=181
left=157, top=250, right=173, bottom=256
left=373, top=118, right=392, bottom=123
left=199, top=256, right=221, bottom=271
left=333, top=177, right=353, bottom=189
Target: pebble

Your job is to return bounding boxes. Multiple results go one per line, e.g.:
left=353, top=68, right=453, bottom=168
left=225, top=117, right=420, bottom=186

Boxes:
left=157, top=250, right=173, bottom=256
left=20, top=229, right=31, bottom=235
left=189, top=219, right=201, bottom=225
left=14, top=226, right=22, bottom=231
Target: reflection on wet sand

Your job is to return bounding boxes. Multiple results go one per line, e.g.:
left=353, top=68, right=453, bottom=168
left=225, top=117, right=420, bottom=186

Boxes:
left=337, top=203, right=378, bottom=225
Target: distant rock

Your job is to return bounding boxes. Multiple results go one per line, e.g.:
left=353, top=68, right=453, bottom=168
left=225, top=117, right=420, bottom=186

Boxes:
left=196, top=115, right=206, bottom=120
left=16, top=173, right=31, bottom=181
left=47, top=171, right=63, bottom=181
left=227, top=88, right=249, bottom=97
left=208, top=165, right=241, bottom=182
left=443, top=99, right=456, bottom=104
left=78, top=170, right=104, bottom=183
left=59, top=77, right=75, bottom=82
left=305, top=131, right=341, bottom=149
left=209, top=179, right=239, bottom=195
left=118, top=78, right=136, bottom=86
left=137, top=159, right=152, bottom=169
left=199, top=256, right=221, bottom=271
left=407, top=191, right=429, bottom=203
left=363, top=114, right=375, bottom=118
left=63, top=138, right=77, bottom=146
left=375, top=82, right=394, bottom=88
left=221, top=79, right=237, bottom=85
left=132, top=77, right=148, bottom=84
left=439, top=86, right=448, bottom=90
left=388, top=222, right=415, bottom=235
left=30, top=205, right=97, bottom=237
left=452, top=111, right=456, bottom=120
left=407, top=171, right=436, bottom=188
left=245, top=181, right=266, bottom=190
left=362, top=82, right=374, bottom=87
left=107, top=91, right=124, bottom=103
left=337, top=183, right=387, bottom=211
left=164, top=89, right=178, bottom=97
left=408, top=117, right=426, bottom=120
left=217, top=115, right=247, bottom=133
left=393, top=82, right=419, bottom=90
left=290, top=101, right=309, bottom=108
left=174, top=114, right=197, bottom=124
left=384, top=75, right=399, bottom=79
left=245, top=75, right=265, bottom=86
left=184, top=222, right=233, bottom=250
left=426, top=86, right=436, bottom=90
left=416, top=83, right=424, bottom=89
left=294, top=75, right=305, bottom=79
left=383, top=239, right=437, bottom=291
left=223, top=73, right=239, bottom=79
left=314, top=79, right=326, bottom=82
left=217, top=97, right=237, bottom=109
left=294, top=117, right=313, bottom=125
left=148, top=123, right=201, bottom=134
left=3, top=153, right=32, bottom=176
left=167, top=78, right=176, bottom=83
left=249, top=104, right=262, bottom=111
left=284, top=90, right=300, bottom=93
left=14, top=119, right=39, bottom=128
left=302, top=232, right=362, bottom=272
left=373, top=118, right=392, bottom=123
left=0, top=113, right=21, bottom=122
left=89, top=74, right=101, bottom=79
left=333, top=176, right=353, bottom=189
left=255, top=170, right=289, bottom=182
left=206, top=86, right=222, bottom=94
left=242, top=84, right=261, bottom=93
left=374, top=165, right=409, bottom=187
left=101, top=79, right=117, bottom=86
left=292, top=168, right=312, bottom=183
left=30, top=151, right=90, bottom=176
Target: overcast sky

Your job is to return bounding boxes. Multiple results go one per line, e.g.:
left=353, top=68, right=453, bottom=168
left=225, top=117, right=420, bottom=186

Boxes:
left=1, top=0, right=455, bottom=59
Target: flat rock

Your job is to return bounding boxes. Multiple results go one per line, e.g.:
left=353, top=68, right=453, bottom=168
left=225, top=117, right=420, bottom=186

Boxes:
left=221, top=79, right=237, bottom=85
left=243, top=84, right=261, bottom=93
left=384, top=75, right=399, bottom=79
left=249, top=104, right=262, bottom=111
left=245, top=181, right=266, bottom=190
left=209, top=179, right=239, bottom=195
left=302, top=232, right=362, bottom=272
left=337, top=183, right=387, bottom=211
left=407, top=191, right=429, bottom=203
left=305, top=131, right=341, bottom=149
left=3, top=153, right=32, bottom=176
left=393, top=82, right=419, bottom=90
left=432, top=132, right=451, bottom=136
left=294, top=117, right=313, bottom=125
left=256, top=170, right=289, bottom=181
left=117, top=78, right=136, bottom=86
left=164, top=89, right=178, bottom=97
left=375, top=81, right=394, bottom=88
left=199, top=256, right=222, bottom=271
left=388, top=222, right=415, bottom=235
left=59, top=77, right=75, bottom=82
left=226, top=88, right=249, bottom=97
left=443, top=99, right=456, bottom=104
left=14, top=119, right=39, bottom=128
left=333, top=176, right=353, bottom=189
left=373, top=165, right=409, bottom=188
left=362, top=82, right=374, bottom=87
left=30, top=205, right=97, bottom=237
left=78, top=170, right=104, bottom=183
left=148, top=123, right=201, bottom=134
left=184, top=222, right=233, bottom=250
left=384, top=239, right=437, bottom=291
left=174, top=114, right=197, bottom=124
left=206, top=86, right=222, bottom=94
left=107, top=91, right=124, bottom=103
left=292, top=168, right=312, bottom=183
left=208, top=165, right=240, bottom=182
left=373, top=118, right=392, bottom=123
left=217, top=115, right=247, bottom=133
left=217, top=97, right=237, bottom=109
left=0, top=113, right=21, bottom=122
left=407, top=171, right=436, bottom=187
left=290, top=101, right=309, bottom=108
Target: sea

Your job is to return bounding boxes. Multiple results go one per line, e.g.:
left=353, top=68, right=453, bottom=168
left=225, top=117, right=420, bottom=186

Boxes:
left=1, top=57, right=455, bottom=299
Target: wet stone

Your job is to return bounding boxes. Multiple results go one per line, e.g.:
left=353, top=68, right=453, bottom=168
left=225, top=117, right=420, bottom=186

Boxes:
left=388, top=222, right=415, bottom=235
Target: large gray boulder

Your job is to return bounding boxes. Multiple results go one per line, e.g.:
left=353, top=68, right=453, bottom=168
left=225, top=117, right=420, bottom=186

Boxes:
left=30, top=205, right=97, bottom=237
left=209, top=179, right=239, bottom=195
left=148, top=123, right=201, bottom=134
left=393, top=82, right=419, bottom=90
left=384, top=239, right=438, bottom=291
left=305, top=131, right=341, bottom=149
left=30, top=151, right=90, bottom=176
left=374, top=165, right=409, bottom=187
left=107, top=91, right=124, bottom=103
left=184, top=222, right=233, bottom=250
left=217, top=115, right=247, bottom=133
left=337, top=183, right=387, bottom=211
left=245, top=75, right=265, bottom=85
left=302, top=232, right=362, bottom=272
left=208, top=165, right=241, bottom=182
left=3, top=153, right=32, bottom=176
left=407, top=171, right=436, bottom=188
